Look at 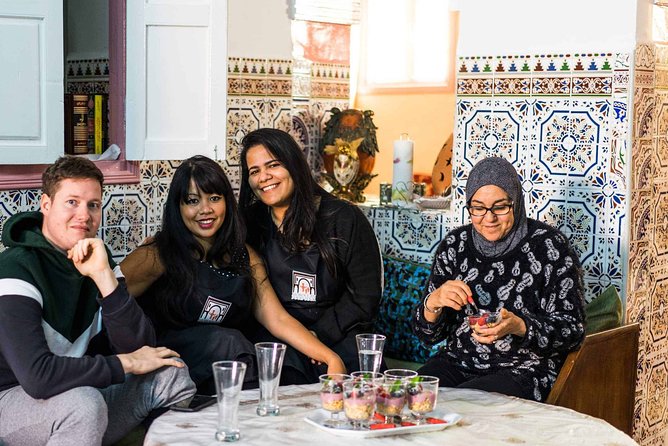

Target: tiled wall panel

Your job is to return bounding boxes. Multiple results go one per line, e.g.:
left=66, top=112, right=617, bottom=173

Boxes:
left=628, top=43, right=668, bottom=446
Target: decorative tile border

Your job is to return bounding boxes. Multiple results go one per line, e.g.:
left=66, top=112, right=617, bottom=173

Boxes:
left=66, top=58, right=110, bottom=78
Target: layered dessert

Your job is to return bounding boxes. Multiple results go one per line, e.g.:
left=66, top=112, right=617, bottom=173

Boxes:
left=376, top=384, right=405, bottom=416
left=343, top=388, right=375, bottom=421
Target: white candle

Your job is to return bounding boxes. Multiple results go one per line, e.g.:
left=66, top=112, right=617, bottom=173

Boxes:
left=392, top=134, right=414, bottom=203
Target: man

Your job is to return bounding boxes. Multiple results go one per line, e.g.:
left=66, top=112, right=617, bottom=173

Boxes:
left=0, top=156, right=195, bottom=445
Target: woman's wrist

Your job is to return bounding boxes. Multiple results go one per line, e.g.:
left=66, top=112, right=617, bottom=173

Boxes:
left=423, top=293, right=442, bottom=314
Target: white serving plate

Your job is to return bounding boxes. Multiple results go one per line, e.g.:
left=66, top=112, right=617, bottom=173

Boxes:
left=303, top=409, right=461, bottom=438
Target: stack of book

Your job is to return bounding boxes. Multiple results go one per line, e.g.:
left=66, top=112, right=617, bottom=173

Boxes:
left=64, top=93, right=109, bottom=155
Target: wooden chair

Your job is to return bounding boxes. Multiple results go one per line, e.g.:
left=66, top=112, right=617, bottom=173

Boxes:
left=546, top=323, right=640, bottom=436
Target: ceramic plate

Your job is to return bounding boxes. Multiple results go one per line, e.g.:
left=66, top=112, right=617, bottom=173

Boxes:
left=303, top=410, right=461, bottom=438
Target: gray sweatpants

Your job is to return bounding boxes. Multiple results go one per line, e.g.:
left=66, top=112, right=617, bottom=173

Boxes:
left=0, top=365, right=195, bottom=446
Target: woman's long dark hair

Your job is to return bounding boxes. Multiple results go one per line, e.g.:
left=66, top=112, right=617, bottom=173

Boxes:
left=238, top=128, right=338, bottom=276
left=153, top=155, right=251, bottom=326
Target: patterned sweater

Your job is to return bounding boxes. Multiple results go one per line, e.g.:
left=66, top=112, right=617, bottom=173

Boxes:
left=412, top=219, right=586, bottom=401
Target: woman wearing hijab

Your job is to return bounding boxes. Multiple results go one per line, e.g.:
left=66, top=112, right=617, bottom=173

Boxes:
left=412, top=157, right=586, bottom=401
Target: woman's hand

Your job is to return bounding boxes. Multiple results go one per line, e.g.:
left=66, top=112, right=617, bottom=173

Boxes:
left=470, top=308, right=527, bottom=344
left=423, top=280, right=472, bottom=322
left=324, top=353, right=346, bottom=375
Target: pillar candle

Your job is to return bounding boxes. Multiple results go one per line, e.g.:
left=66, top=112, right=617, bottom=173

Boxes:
left=392, top=135, right=414, bottom=203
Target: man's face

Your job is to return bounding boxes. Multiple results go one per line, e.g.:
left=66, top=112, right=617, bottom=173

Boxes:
left=40, top=178, right=102, bottom=251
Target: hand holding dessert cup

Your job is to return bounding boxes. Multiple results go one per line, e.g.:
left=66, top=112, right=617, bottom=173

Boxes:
left=343, top=379, right=377, bottom=430
left=406, top=376, right=439, bottom=424
left=319, top=373, right=352, bottom=428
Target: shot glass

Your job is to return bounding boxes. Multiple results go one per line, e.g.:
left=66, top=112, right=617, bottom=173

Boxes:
left=254, top=342, right=286, bottom=416
left=406, top=375, right=439, bottom=424
left=212, top=360, right=247, bottom=442
left=355, top=333, right=386, bottom=373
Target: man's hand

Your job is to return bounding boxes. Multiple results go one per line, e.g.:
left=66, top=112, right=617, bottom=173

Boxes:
left=67, top=238, right=118, bottom=296
left=117, top=346, right=185, bottom=375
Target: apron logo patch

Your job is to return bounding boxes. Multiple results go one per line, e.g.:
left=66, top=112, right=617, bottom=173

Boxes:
left=198, top=296, right=231, bottom=323
left=291, top=270, right=316, bottom=301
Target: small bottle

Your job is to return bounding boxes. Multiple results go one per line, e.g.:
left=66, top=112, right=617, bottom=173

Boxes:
left=379, top=182, right=392, bottom=205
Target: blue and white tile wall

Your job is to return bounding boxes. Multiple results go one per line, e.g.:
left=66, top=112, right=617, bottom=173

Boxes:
left=453, top=53, right=629, bottom=305
left=362, top=53, right=631, bottom=306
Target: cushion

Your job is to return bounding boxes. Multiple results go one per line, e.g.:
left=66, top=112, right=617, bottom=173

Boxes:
left=584, top=285, right=623, bottom=335
left=373, top=255, right=442, bottom=363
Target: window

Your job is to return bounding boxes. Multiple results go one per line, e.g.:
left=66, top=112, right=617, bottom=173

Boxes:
left=358, top=0, right=457, bottom=92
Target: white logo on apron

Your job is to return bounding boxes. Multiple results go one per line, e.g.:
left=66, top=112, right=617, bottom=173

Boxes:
left=198, top=296, right=231, bottom=323
left=291, top=270, right=317, bottom=301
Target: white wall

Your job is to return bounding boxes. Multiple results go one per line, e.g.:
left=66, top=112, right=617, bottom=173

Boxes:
left=457, top=0, right=638, bottom=56
left=227, top=0, right=292, bottom=59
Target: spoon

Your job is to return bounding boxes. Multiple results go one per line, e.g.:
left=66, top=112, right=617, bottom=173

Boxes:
left=467, top=296, right=479, bottom=313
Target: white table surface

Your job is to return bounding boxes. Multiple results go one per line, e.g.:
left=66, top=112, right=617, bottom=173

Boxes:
left=144, top=384, right=638, bottom=446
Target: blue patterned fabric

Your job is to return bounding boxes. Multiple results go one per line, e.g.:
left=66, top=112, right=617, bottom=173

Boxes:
left=373, top=255, right=442, bottom=363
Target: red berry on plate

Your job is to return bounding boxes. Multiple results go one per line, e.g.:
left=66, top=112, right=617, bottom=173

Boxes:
left=370, top=423, right=395, bottom=430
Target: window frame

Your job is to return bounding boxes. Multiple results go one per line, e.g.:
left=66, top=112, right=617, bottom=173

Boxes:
left=0, top=0, right=139, bottom=191
left=356, top=1, right=458, bottom=95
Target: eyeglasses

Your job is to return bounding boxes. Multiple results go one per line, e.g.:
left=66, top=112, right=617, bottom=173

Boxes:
left=467, top=202, right=513, bottom=217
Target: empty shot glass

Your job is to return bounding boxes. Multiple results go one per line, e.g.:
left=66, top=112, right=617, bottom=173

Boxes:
left=254, top=342, right=286, bottom=416
left=212, top=360, right=247, bottom=442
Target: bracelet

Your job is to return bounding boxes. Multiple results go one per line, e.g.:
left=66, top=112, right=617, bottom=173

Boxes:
left=423, top=293, right=442, bottom=314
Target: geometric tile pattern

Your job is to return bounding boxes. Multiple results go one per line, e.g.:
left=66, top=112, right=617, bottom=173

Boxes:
left=628, top=43, right=668, bottom=446
left=455, top=53, right=630, bottom=305
left=225, top=57, right=349, bottom=188
left=359, top=205, right=453, bottom=265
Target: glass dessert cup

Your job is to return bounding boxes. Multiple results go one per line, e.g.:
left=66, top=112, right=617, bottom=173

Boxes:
left=376, top=379, right=406, bottom=425
left=383, top=368, right=418, bottom=382
left=467, top=309, right=501, bottom=328
left=343, top=380, right=376, bottom=430
left=350, top=371, right=384, bottom=385
left=318, top=373, right=351, bottom=428
left=406, top=376, right=439, bottom=424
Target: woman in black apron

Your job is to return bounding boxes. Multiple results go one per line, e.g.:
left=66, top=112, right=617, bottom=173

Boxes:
left=238, top=128, right=384, bottom=382
left=121, top=156, right=344, bottom=393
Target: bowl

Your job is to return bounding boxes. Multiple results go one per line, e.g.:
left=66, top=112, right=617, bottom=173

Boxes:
left=467, top=310, right=500, bottom=327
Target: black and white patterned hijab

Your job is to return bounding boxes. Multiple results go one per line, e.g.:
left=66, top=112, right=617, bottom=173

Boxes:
left=465, top=157, right=528, bottom=258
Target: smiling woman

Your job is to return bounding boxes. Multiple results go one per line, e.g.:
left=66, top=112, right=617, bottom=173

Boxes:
left=238, top=128, right=384, bottom=379
left=120, top=155, right=345, bottom=393
left=413, top=157, right=586, bottom=403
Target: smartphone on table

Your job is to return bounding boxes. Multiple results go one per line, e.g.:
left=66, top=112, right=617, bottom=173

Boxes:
left=170, top=394, right=217, bottom=412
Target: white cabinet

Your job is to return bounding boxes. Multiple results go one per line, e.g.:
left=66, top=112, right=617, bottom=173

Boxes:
left=0, top=0, right=228, bottom=165
left=126, top=0, right=227, bottom=161
left=0, top=0, right=64, bottom=164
